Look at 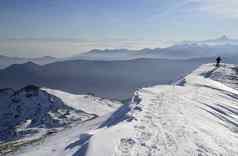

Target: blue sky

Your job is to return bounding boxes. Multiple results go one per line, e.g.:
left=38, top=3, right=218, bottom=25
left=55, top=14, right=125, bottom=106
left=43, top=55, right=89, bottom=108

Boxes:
left=1, top=0, right=238, bottom=57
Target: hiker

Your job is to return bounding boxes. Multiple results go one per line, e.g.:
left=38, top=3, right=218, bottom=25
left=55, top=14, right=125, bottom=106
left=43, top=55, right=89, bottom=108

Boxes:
left=133, top=90, right=141, bottom=104
left=216, top=56, right=222, bottom=67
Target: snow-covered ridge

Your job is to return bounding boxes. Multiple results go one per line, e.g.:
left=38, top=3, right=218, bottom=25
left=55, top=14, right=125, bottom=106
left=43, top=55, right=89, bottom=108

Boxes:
left=79, top=64, right=238, bottom=156
left=43, top=88, right=122, bottom=116
left=0, top=86, right=122, bottom=143
left=0, top=85, right=94, bottom=141
left=6, top=64, right=238, bottom=156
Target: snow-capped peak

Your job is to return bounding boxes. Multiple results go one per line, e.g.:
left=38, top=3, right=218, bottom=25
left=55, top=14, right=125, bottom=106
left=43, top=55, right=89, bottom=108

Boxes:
left=0, top=86, right=121, bottom=143
left=180, top=35, right=238, bottom=46
left=216, top=35, right=229, bottom=41
left=0, top=85, right=96, bottom=141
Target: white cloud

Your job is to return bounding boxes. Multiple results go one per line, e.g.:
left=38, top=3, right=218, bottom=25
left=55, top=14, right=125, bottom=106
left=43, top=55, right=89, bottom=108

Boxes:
left=188, top=0, right=238, bottom=19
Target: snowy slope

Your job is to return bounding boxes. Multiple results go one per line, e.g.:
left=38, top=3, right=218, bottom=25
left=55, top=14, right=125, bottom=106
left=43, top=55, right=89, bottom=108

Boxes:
left=6, top=63, right=238, bottom=156
left=83, top=64, right=238, bottom=156
left=0, top=86, right=122, bottom=148
left=0, top=85, right=95, bottom=142
left=43, top=88, right=122, bottom=116
left=7, top=115, right=112, bottom=156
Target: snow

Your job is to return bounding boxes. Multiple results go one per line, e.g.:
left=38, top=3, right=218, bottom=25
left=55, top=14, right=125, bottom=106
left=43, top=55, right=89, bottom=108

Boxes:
left=6, top=63, right=238, bottom=156
left=84, top=63, right=238, bottom=156
left=0, top=86, right=122, bottom=151
left=8, top=115, right=109, bottom=156
left=43, top=88, right=122, bottom=116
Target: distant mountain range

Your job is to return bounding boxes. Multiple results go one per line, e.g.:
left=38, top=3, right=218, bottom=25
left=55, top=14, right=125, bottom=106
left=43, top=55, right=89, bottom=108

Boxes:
left=1, top=35, right=238, bottom=68
left=0, top=55, right=57, bottom=69
left=68, top=35, right=238, bottom=60
left=180, top=35, right=238, bottom=45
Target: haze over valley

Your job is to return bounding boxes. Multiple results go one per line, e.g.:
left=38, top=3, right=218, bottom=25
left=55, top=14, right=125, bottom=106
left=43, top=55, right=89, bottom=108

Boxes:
left=1, top=0, right=238, bottom=155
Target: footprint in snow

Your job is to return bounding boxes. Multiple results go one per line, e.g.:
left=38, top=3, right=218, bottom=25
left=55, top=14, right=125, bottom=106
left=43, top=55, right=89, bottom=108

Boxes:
left=116, top=138, right=136, bottom=156
left=139, top=131, right=153, bottom=141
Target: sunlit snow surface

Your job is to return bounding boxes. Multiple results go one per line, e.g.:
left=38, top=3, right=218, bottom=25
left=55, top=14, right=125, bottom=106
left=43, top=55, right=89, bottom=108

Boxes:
left=43, top=88, right=122, bottom=116
left=9, top=64, right=238, bottom=156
